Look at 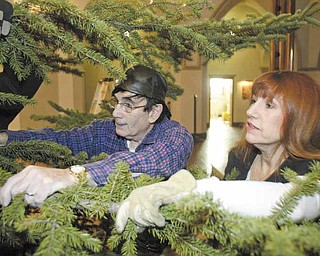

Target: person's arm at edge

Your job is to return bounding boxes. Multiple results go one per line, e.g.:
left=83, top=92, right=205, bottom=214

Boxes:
left=195, top=176, right=320, bottom=222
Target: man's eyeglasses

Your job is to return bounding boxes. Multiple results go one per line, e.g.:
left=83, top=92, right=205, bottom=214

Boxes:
left=108, top=101, right=147, bottom=113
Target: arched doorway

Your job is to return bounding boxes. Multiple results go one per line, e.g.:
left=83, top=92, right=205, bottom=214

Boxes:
left=206, top=0, right=269, bottom=127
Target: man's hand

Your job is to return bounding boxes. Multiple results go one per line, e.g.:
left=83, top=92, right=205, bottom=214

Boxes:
left=0, top=165, right=78, bottom=207
left=115, top=169, right=196, bottom=233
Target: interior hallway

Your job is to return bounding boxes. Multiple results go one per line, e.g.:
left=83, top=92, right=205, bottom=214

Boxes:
left=188, top=118, right=243, bottom=176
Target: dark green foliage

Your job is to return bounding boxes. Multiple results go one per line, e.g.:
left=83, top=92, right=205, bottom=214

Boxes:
left=1, top=0, right=320, bottom=105
left=0, top=140, right=88, bottom=171
left=271, top=161, right=320, bottom=225
left=107, top=163, right=320, bottom=256
left=187, top=163, right=208, bottom=179
left=30, top=100, right=113, bottom=130
left=0, top=160, right=319, bottom=255
left=1, top=1, right=320, bottom=255
left=0, top=92, right=36, bottom=107
left=224, top=167, right=240, bottom=180
left=0, top=155, right=25, bottom=174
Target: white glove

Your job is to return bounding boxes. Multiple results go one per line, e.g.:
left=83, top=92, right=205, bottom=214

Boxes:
left=0, top=165, right=78, bottom=207
left=0, top=132, right=8, bottom=146
left=115, top=169, right=197, bottom=233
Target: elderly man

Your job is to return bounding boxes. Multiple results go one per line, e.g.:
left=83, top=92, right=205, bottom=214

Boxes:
left=0, top=65, right=193, bottom=207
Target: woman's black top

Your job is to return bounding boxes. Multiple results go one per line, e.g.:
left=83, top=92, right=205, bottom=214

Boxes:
left=224, top=150, right=316, bottom=183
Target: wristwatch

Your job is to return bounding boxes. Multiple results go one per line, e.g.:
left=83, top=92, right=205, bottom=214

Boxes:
left=69, top=165, right=87, bottom=180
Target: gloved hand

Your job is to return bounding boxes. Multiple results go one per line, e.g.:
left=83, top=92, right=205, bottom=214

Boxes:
left=0, top=0, right=13, bottom=37
left=0, top=165, right=78, bottom=208
left=116, top=169, right=197, bottom=233
left=0, top=132, right=8, bottom=146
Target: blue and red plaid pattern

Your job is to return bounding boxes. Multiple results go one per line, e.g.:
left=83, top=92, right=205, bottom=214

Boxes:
left=7, top=118, right=193, bottom=185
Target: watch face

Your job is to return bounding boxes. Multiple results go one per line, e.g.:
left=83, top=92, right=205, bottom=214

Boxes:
left=71, top=165, right=86, bottom=174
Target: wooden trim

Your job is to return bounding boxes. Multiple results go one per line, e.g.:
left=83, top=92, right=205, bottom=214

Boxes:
left=192, top=132, right=207, bottom=142
left=270, top=0, right=295, bottom=71
left=183, top=52, right=201, bottom=70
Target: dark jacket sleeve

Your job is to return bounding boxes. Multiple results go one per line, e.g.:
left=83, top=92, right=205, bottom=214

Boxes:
left=0, top=64, right=43, bottom=129
left=224, top=150, right=255, bottom=180
left=272, top=158, right=318, bottom=182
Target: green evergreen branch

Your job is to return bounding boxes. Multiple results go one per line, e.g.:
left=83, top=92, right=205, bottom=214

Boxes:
left=11, top=3, right=126, bottom=80
left=0, top=92, right=36, bottom=106
left=1, top=0, right=319, bottom=104
left=27, top=0, right=136, bottom=65
left=1, top=1, right=320, bottom=254
left=301, top=0, right=320, bottom=18
left=30, top=101, right=113, bottom=130
left=119, top=222, right=139, bottom=256
left=14, top=198, right=102, bottom=255
left=0, top=157, right=25, bottom=175
left=188, top=164, right=208, bottom=179
left=224, top=167, right=240, bottom=180
left=0, top=169, right=14, bottom=185
left=155, top=194, right=233, bottom=255
left=0, top=140, right=84, bottom=168
left=0, top=194, right=28, bottom=247
left=1, top=162, right=320, bottom=255
left=270, top=161, right=320, bottom=224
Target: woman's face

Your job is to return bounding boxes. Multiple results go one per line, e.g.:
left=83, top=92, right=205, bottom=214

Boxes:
left=246, top=95, right=284, bottom=150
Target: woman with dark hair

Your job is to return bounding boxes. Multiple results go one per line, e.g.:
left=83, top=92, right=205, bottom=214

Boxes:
left=116, top=70, right=320, bottom=232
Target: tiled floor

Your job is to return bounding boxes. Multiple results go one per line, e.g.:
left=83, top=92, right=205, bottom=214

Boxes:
left=188, top=118, right=243, bottom=176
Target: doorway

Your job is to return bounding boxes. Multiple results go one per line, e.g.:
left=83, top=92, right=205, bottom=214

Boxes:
left=209, top=77, right=233, bottom=125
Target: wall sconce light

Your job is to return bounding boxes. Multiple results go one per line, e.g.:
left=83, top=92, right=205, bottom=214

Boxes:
left=239, top=80, right=253, bottom=100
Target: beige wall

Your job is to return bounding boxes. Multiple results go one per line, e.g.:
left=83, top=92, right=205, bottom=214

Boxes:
left=171, top=68, right=207, bottom=134
left=171, top=0, right=270, bottom=133
left=10, top=72, right=86, bottom=130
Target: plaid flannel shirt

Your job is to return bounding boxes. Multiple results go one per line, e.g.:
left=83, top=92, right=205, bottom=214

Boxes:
left=6, top=118, right=193, bottom=185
